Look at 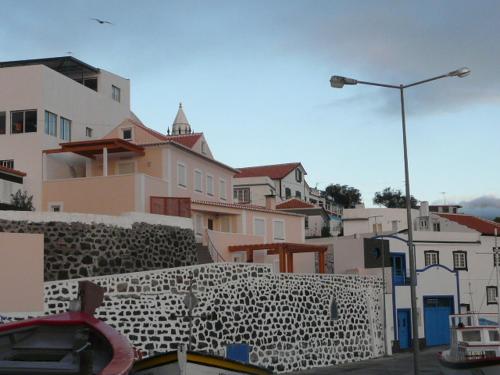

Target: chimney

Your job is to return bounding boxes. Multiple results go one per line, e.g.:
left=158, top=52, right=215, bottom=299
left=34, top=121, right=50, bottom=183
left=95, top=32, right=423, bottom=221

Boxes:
left=265, top=194, right=276, bottom=210
left=420, top=201, right=429, bottom=217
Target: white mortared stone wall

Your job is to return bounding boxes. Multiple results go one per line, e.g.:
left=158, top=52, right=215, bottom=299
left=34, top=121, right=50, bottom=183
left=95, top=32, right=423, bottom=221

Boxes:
left=41, top=264, right=382, bottom=373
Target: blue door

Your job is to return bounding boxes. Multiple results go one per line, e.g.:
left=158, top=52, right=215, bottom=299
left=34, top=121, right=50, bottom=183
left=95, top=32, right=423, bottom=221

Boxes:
left=397, top=309, right=411, bottom=349
left=424, top=296, right=454, bottom=346
left=391, top=254, right=406, bottom=286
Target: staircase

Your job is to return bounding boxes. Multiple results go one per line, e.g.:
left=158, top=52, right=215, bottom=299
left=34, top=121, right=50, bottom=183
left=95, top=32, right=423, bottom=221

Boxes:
left=196, top=243, right=214, bottom=264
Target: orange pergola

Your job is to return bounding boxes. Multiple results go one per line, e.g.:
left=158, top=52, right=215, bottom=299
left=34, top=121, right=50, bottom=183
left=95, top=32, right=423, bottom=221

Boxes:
left=227, top=242, right=328, bottom=273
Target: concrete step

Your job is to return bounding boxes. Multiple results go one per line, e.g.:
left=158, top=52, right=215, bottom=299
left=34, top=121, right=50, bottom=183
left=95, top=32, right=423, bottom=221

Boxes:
left=196, top=243, right=214, bottom=264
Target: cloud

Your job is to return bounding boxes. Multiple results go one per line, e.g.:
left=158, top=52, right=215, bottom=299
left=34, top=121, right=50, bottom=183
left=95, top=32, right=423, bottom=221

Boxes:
left=458, top=195, right=500, bottom=220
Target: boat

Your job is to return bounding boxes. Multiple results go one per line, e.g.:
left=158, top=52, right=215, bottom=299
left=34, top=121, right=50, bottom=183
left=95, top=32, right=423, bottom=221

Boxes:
left=132, top=348, right=272, bottom=375
left=0, top=281, right=134, bottom=375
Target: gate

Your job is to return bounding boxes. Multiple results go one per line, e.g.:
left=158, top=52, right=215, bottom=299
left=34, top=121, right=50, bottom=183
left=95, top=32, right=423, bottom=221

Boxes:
left=424, top=296, right=454, bottom=346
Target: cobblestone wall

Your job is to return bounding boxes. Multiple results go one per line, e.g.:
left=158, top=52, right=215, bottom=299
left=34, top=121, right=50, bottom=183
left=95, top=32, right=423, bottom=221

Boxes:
left=41, top=263, right=384, bottom=373
left=0, top=219, right=197, bottom=281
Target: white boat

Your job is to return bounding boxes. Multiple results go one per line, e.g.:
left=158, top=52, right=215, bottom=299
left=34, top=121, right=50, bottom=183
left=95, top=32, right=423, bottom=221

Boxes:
left=438, top=313, right=500, bottom=374
left=132, top=348, right=272, bottom=375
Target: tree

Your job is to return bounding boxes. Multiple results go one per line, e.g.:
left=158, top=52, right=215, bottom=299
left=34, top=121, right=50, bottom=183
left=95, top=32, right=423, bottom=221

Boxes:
left=325, top=184, right=362, bottom=209
left=494, top=217, right=500, bottom=224
left=373, top=187, right=418, bottom=208
left=10, top=190, right=34, bottom=211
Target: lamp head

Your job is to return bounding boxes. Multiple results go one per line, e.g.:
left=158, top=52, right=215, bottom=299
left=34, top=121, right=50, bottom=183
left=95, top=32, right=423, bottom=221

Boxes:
left=448, top=67, right=471, bottom=78
left=330, top=75, right=358, bottom=88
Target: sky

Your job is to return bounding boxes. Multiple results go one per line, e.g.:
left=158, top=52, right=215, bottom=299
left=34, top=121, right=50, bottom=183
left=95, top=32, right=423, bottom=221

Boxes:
left=2, top=0, right=500, bottom=216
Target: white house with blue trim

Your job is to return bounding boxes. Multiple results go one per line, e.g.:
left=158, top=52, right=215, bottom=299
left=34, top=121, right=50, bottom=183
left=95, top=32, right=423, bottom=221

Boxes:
left=334, top=202, right=498, bottom=353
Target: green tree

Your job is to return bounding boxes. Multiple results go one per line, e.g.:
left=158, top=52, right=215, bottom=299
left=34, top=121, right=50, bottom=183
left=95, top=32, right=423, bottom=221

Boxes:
left=494, top=217, right=500, bottom=223
left=10, top=190, right=34, bottom=211
left=373, top=187, right=418, bottom=208
left=325, top=184, right=362, bottom=209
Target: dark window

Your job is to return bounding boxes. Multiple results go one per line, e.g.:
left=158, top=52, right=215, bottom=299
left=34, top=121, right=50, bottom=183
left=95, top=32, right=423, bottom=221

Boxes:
left=453, top=251, right=468, bottom=270
left=295, top=191, right=301, bottom=199
left=60, top=117, right=71, bottom=141
left=122, top=128, right=132, bottom=140
left=285, top=188, right=291, bottom=199
left=295, top=169, right=302, bottom=182
left=487, top=286, right=498, bottom=305
left=433, top=222, right=441, bottom=232
left=442, top=206, right=450, bottom=213
left=0, top=160, right=14, bottom=169
left=494, top=248, right=500, bottom=267
left=112, top=85, right=121, bottom=102
left=391, top=254, right=406, bottom=286
left=234, top=188, right=250, bottom=203
left=424, top=251, right=439, bottom=266
left=0, top=112, right=5, bottom=134
left=85, top=127, right=93, bottom=138
left=11, top=110, right=37, bottom=133
left=305, top=216, right=309, bottom=229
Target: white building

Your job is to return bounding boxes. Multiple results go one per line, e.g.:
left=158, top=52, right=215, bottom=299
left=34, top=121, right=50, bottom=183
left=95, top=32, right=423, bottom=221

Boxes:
left=0, top=56, right=135, bottom=209
left=334, top=202, right=500, bottom=353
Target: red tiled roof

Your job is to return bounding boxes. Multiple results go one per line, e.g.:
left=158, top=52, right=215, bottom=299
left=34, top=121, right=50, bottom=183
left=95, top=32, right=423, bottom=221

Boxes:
left=163, top=133, right=202, bottom=148
left=191, top=199, right=303, bottom=216
left=276, top=199, right=315, bottom=209
left=438, top=213, right=500, bottom=235
left=0, top=165, right=26, bottom=177
left=235, top=162, right=303, bottom=179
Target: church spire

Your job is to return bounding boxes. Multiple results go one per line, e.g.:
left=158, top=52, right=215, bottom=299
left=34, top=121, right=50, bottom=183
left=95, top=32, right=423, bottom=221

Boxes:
left=172, top=102, right=191, bottom=135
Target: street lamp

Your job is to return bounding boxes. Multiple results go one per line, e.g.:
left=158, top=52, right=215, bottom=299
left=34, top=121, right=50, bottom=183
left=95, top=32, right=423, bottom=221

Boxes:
left=330, top=68, right=470, bottom=375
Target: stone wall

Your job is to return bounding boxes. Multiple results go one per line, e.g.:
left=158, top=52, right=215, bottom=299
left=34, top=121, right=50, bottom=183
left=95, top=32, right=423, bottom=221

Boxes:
left=0, top=218, right=197, bottom=281
left=40, top=263, right=383, bottom=373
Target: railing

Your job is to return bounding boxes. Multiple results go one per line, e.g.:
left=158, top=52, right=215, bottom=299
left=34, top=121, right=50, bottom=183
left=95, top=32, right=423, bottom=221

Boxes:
left=206, top=230, right=226, bottom=262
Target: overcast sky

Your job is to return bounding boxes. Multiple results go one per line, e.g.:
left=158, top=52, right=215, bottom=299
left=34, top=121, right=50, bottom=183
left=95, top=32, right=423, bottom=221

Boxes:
left=2, top=0, right=499, bottom=214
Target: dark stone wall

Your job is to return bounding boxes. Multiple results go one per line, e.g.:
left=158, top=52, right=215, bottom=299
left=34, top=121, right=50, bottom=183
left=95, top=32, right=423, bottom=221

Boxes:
left=0, top=219, right=197, bottom=281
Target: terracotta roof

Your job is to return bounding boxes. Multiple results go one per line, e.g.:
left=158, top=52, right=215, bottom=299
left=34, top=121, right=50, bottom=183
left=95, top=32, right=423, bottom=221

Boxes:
left=235, top=162, right=303, bottom=179
left=191, top=199, right=304, bottom=216
left=0, top=165, right=26, bottom=177
left=276, top=199, right=315, bottom=209
left=438, top=213, right=500, bottom=235
left=163, top=133, right=202, bottom=148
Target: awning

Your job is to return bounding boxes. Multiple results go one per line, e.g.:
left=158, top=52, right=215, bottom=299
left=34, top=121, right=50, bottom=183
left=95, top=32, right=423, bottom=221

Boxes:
left=44, top=138, right=145, bottom=158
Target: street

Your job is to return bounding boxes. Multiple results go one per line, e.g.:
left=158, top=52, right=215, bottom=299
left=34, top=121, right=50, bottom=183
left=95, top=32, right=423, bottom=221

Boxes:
left=286, top=347, right=444, bottom=374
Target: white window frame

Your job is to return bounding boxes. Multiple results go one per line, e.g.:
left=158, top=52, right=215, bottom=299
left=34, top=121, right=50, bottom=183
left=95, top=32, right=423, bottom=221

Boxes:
left=177, top=162, right=187, bottom=188
left=253, top=217, right=266, bottom=239
left=44, top=110, right=57, bottom=137
left=234, top=187, right=250, bottom=203
left=206, top=174, right=214, bottom=196
left=60, top=117, right=71, bottom=141
left=48, top=202, right=64, bottom=212
left=122, top=127, right=133, bottom=141
left=424, top=250, right=439, bottom=267
left=219, top=178, right=227, bottom=200
left=112, top=85, right=121, bottom=102
left=453, top=251, right=467, bottom=270
left=272, top=219, right=285, bottom=242
left=487, top=286, right=498, bottom=305
left=194, top=169, right=203, bottom=193
left=201, top=141, right=207, bottom=155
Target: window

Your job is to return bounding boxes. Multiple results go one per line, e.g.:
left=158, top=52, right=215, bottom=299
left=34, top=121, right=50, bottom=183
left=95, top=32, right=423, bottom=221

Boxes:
left=177, top=163, right=187, bottom=187
left=372, top=223, right=382, bottom=234
left=44, top=111, right=57, bottom=136
left=253, top=218, right=265, bottom=237
left=85, top=127, right=93, bottom=138
left=285, top=188, right=291, bottom=199
left=206, top=175, right=214, bottom=196
left=234, top=188, right=250, bottom=203
left=122, top=128, right=132, bottom=140
left=273, top=220, right=285, bottom=241
left=392, top=220, right=398, bottom=231
left=305, top=216, right=309, bottom=229
left=295, top=191, right=301, bottom=199
left=487, top=286, right=498, bottom=305
left=194, top=170, right=202, bottom=192
left=494, top=248, right=500, bottom=267
left=0, top=160, right=14, bottom=169
left=433, top=222, right=441, bottom=232
left=60, top=117, right=71, bottom=141
left=0, top=112, right=5, bottom=135
left=112, top=85, right=121, bottom=102
left=424, top=251, right=439, bottom=266
left=391, top=254, right=406, bottom=286
left=48, top=202, right=63, bottom=212
left=453, top=251, right=468, bottom=270
left=11, top=110, right=37, bottom=133
left=201, top=142, right=207, bottom=155
left=295, top=169, right=302, bottom=182
left=219, top=178, right=227, bottom=200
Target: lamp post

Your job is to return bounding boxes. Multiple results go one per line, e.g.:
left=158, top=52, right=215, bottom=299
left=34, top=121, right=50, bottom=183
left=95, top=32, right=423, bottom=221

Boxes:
left=330, top=67, right=470, bottom=375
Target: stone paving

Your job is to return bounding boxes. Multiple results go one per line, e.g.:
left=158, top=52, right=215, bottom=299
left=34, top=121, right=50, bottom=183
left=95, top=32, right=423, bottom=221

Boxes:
left=286, top=347, right=445, bottom=374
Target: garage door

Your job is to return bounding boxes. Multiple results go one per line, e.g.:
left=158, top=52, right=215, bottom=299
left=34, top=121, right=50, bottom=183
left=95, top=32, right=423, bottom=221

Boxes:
left=424, top=296, right=454, bottom=346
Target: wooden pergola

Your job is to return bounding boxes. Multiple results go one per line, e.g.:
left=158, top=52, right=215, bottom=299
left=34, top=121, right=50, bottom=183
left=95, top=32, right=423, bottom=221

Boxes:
left=227, top=242, right=328, bottom=273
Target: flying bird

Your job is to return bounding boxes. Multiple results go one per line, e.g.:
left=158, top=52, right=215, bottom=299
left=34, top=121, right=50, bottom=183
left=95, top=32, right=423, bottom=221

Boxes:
left=90, top=18, right=113, bottom=25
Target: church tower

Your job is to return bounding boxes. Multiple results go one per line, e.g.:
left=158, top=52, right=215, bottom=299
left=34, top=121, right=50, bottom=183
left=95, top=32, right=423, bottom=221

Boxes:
left=171, top=103, right=191, bottom=135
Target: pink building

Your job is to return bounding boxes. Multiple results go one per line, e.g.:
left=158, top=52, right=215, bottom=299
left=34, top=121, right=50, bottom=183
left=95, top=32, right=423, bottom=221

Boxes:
left=42, top=105, right=323, bottom=273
